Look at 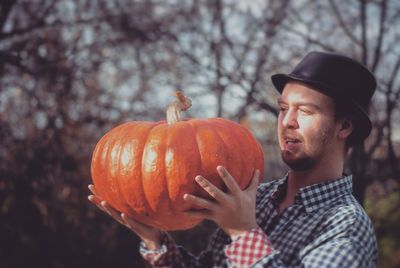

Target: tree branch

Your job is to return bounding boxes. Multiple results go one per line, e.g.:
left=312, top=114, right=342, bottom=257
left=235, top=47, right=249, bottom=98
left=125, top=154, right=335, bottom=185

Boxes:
left=328, top=0, right=361, bottom=46
left=371, top=0, right=388, bottom=72
left=279, top=23, right=336, bottom=52
left=0, top=0, right=17, bottom=32
left=0, top=50, right=34, bottom=74
left=359, top=0, right=368, bottom=65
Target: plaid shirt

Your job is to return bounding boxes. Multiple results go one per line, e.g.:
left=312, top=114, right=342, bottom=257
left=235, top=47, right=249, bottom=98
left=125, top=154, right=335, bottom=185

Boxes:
left=140, top=175, right=378, bottom=267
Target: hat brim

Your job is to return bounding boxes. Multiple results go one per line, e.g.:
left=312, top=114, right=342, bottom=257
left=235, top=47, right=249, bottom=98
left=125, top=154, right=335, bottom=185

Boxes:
left=271, top=73, right=372, bottom=144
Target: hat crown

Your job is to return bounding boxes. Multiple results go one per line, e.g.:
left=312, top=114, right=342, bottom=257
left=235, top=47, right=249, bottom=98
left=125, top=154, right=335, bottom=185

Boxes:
left=271, top=51, right=377, bottom=144
left=290, top=51, right=376, bottom=108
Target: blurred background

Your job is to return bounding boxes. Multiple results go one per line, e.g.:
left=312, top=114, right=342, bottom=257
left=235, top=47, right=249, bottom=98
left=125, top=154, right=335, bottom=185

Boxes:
left=1, top=0, right=399, bottom=267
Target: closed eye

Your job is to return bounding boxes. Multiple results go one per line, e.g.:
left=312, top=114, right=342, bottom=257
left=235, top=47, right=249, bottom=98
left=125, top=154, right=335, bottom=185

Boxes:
left=279, top=106, right=288, bottom=113
left=299, top=108, right=313, bottom=115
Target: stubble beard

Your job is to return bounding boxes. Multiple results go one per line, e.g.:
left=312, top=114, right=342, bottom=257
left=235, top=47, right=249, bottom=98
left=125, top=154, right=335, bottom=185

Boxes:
left=281, top=150, right=316, bottom=171
left=280, top=126, right=334, bottom=172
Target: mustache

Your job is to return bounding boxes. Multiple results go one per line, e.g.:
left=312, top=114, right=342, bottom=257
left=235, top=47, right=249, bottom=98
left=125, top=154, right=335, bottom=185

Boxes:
left=280, top=131, right=303, bottom=141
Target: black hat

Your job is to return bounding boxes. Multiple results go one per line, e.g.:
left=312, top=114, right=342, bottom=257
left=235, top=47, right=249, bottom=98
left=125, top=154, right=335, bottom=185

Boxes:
left=271, top=51, right=376, bottom=144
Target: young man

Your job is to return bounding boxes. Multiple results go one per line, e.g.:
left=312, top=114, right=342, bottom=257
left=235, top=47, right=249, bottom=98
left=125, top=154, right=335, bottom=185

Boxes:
left=88, top=51, right=378, bottom=267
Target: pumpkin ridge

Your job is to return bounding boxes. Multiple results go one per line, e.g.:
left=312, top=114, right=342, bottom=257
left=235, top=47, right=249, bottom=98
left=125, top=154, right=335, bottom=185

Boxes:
left=105, top=131, right=121, bottom=209
left=186, top=119, right=207, bottom=201
left=91, top=135, right=110, bottom=201
left=187, top=119, right=206, bottom=178
left=242, top=124, right=264, bottom=173
left=156, top=123, right=175, bottom=220
left=113, top=126, right=126, bottom=211
left=164, top=121, right=199, bottom=214
left=211, top=118, right=245, bottom=188
left=235, top=124, right=256, bottom=189
left=234, top=123, right=264, bottom=186
left=140, top=123, right=158, bottom=214
left=123, top=121, right=162, bottom=224
left=141, top=122, right=173, bottom=215
left=98, top=133, right=115, bottom=204
left=204, top=119, right=229, bottom=193
left=161, top=123, right=175, bottom=217
left=131, top=122, right=159, bottom=216
left=101, top=137, right=115, bottom=203
left=115, top=122, right=139, bottom=214
left=118, top=122, right=141, bottom=215
left=138, top=122, right=159, bottom=216
left=109, top=124, right=134, bottom=210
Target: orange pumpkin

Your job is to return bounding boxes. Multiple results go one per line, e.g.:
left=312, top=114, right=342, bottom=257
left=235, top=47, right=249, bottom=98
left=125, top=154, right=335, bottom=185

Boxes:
left=91, top=92, right=264, bottom=230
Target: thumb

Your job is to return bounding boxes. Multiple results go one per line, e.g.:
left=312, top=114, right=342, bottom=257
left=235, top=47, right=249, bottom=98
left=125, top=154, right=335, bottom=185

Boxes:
left=246, top=169, right=260, bottom=192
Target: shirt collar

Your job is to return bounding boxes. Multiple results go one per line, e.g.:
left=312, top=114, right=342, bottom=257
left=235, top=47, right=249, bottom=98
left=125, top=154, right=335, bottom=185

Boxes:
left=270, top=175, right=288, bottom=202
left=296, top=175, right=353, bottom=213
left=271, top=174, right=353, bottom=213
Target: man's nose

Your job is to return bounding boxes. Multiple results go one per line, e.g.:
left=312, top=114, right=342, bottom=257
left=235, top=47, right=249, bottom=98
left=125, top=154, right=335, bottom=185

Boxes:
left=282, top=109, right=299, bottom=129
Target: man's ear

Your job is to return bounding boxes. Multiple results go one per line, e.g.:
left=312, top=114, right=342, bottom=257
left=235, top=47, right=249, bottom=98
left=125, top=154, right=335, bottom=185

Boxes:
left=338, top=119, right=353, bottom=139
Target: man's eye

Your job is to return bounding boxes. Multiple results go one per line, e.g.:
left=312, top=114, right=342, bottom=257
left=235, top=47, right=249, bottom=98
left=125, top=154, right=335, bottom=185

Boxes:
left=300, top=109, right=312, bottom=115
left=279, top=107, right=288, bottom=112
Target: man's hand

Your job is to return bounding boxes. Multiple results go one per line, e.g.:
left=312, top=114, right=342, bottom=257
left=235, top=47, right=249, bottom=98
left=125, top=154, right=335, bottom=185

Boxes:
left=183, top=166, right=260, bottom=239
left=88, top=184, right=162, bottom=250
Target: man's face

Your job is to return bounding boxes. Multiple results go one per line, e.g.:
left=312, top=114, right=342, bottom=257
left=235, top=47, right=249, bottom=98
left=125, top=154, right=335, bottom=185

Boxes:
left=277, top=82, right=338, bottom=171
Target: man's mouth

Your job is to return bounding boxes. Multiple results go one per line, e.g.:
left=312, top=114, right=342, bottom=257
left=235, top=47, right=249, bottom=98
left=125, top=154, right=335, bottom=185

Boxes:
left=284, top=137, right=301, bottom=144
left=283, top=136, right=302, bottom=150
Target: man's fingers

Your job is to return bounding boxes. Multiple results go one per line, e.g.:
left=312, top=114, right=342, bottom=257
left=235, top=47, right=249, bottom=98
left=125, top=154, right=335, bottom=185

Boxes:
left=100, top=201, right=125, bottom=225
left=184, top=209, right=212, bottom=220
left=100, top=200, right=115, bottom=216
left=88, top=185, right=103, bottom=210
left=88, top=194, right=100, bottom=205
left=88, top=196, right=124, bottom=225
left=217, top=166, right=241, bottom=195
left=121, top=213, right=138, bottom=229
left=184, top=194, right=216, bottom=210
left=88, top=194, right=141, bottom=230
left=88, top=184, right=97, bottom=195
left=195, top=176, right=227, bottom=204
left=121, top=213, right=153, bottom=232
left=88, top=195, right=107, bottom=212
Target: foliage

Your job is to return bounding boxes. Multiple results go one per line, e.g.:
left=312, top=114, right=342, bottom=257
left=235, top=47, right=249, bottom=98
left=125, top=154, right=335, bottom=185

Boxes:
left=365, top=183, right=400, bottom=268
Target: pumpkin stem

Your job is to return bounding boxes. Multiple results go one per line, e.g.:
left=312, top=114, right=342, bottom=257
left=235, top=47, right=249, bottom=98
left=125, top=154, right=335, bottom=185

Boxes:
left=166, top=91, right=192, bottom=124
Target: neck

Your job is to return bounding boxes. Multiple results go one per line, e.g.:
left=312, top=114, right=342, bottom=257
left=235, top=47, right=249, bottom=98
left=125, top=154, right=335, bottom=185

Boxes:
left=286, top=151, right=345, bottom=202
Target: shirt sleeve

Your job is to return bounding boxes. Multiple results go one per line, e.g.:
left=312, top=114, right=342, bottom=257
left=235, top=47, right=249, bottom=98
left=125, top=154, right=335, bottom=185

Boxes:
left=139, top=232, right=215, bottom=268
left=139, top=232, right=180, bottom=267
left=249, top=210, right=377, bottom=268
left=299, top=238, right=374, bottom=268
left=250, top=236, right=375, bottom=268
left=224, top=227, right=376, bottom=268
left=224, top=227, right=274, bottom=267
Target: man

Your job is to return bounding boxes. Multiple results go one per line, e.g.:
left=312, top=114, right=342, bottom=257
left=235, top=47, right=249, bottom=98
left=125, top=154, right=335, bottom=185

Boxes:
left=88, top=51, right=378, bottom=267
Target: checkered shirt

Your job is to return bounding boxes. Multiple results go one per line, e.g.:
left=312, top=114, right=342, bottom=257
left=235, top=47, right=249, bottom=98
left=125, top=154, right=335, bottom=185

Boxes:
left=140, top=175, right=378, bottom=267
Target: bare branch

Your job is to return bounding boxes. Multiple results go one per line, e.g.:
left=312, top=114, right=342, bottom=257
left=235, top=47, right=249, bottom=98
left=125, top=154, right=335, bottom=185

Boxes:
left=0, top=50, right=34, bottom=74
left=279, top=23, right=336, bottom=52
left=371, top=0, right=388, bottom=72
left=388, top=56, right=400, bottom=92
left=257, top=101, right=279, bottom=117
left=359, top=0, right=368, bottom=65
left=0, top=0, right=17, bottom=31
left=328, top=0, right=361, bottom=46
left=367, top=120, right=385, bottom=156
left=235, top=0, right=290, bottom=120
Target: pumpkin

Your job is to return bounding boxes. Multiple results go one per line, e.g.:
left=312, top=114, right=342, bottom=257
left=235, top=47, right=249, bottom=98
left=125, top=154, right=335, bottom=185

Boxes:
left=91, top=91, right=264, bottom=230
